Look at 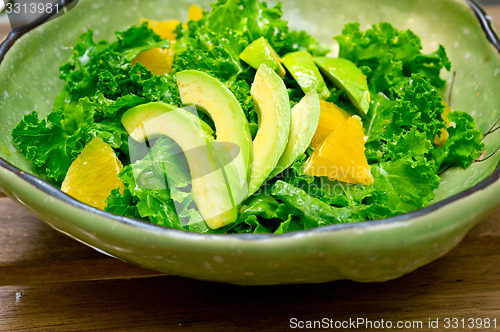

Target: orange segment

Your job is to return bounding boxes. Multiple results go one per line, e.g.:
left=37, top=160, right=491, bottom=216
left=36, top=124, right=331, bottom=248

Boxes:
left=304, top=115, right=373, bottom=185
left=310, top=100, right=352, bottom=149
left=61, top=137, right=124, bottom=210
left=136, top=7, right=203, bottom=76
left=135, top=19, right=179, bottom=75
left=187, top=5, right=204, bottom=21
left=142, top=19, right=181, bottom=41
left=132, top=46, right=175, bottom=75
left=434, top=102, right=451, bottom=147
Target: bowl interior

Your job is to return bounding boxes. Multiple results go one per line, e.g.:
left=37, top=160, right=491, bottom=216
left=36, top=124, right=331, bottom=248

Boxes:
left=0, top=0, right=499, bottom=203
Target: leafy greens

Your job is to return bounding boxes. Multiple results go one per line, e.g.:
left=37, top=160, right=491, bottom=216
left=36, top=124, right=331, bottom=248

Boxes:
left=12, top=0, right=484, bottom=234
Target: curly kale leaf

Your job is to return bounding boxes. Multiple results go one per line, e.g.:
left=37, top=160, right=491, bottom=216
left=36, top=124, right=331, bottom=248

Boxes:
left=335, top=22, right=451, bottom=94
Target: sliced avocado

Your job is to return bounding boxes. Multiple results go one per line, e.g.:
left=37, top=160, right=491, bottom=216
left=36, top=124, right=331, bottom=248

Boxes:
left=176, top=70, right=252, bottom=192
left=282, top=51, right=330, bottom=100
left=315, top=57, right=371, bottom=115
left=249, top=64, right=291, bottom=195
left=269, top=90, right=321, bottom=179
left=122, top=102, right=242, bottom=229
left=240, top=37, right=286, bottom=77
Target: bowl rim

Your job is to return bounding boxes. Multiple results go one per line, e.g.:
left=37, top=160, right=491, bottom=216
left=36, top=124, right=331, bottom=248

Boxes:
left=0, top=0, right=499, bottom=240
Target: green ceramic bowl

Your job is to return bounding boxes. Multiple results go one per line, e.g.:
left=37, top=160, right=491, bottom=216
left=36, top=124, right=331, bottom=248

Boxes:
left=0, top=0, right=499, bottom=285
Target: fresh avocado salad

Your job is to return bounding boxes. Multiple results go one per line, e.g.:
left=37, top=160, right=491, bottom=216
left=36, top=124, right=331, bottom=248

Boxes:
left=11, top=0, right=485, bottom=234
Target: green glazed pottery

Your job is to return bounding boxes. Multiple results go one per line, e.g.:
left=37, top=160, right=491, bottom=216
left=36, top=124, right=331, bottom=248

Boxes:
left=0, top=0, right=499, bottom=285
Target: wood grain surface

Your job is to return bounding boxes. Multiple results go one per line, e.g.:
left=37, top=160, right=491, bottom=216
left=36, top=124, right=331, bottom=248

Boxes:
left=1, top=5, right=500, bottom=331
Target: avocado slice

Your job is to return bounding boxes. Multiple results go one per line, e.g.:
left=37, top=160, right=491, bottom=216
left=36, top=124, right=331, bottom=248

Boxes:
left=269, top=90, right=321, bottom=179
left=176, top=70, right=252, bottom=191
left=282, top=51, right=330, bottom=100
left=249, top=64, right=291, bottom=195
left=315, top=57, right=371, bottom=115
left=122, top=102, right=243, bottom=229
left=240, top=37, right=286, bottom=77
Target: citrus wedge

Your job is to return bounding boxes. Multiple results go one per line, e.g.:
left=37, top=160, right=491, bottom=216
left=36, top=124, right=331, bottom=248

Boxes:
left=132, top=47, right=175, bottom=75
left=134, top=7, right=204, bottom=75
left=304, top=114, right=373, bottom=185
left=310, top=100, right=352, bottom=150
left=61, top=137, right=124, bottom=210
left=133, top=19, right=180, bottom=75
left=187, top=4, right=204, bottom=22
left=143, top=19, right=181, bottom=40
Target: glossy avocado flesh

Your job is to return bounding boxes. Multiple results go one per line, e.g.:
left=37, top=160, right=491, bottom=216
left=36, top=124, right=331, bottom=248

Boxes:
left=176, top=70, right=252, bottom=191
left=248, top=64, right=291, bottom=195
left=122, top=102, right=242, bottom=229
left=315, top=57, right=371, bottom=115
left=269, top=90, right=321, bottom=179
left=283, top=51, right=330, bottom=100
left=240, top=37, right=286, bottom=77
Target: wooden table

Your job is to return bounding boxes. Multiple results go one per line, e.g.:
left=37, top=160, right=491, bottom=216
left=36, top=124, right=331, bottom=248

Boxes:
left=1, top=5, right=500, bottom=331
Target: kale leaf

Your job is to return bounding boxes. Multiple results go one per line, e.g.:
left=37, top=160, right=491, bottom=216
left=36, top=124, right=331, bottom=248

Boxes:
left=335, top=22, right=451, bottom=94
